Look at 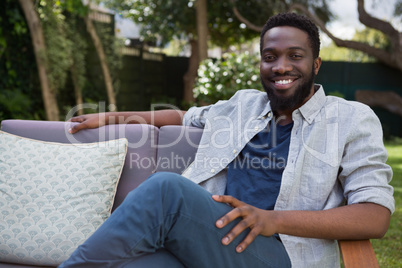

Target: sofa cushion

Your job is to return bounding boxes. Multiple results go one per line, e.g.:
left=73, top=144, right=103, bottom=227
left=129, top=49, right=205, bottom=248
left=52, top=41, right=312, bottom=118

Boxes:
left=0, top=131, right=127, bottom=266
left=155, top=126, right=203, bottom=174
left=0, top=120, right=159, bottom=210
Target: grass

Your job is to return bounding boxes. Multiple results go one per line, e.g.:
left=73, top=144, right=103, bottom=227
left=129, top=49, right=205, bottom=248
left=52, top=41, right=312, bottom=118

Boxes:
left=371, top=138, right=402, bottom=267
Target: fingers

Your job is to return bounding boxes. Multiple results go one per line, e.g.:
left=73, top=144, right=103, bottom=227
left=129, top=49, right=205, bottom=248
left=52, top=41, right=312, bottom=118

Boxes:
left=68, top=123, right=86, bottom=134
left=69, top=116, right=86, bottom=123
left=67, top=115, right=104, bottom=134
left=236, top=228, right=260, bottom=253
left=212, top=194, right=243, bottom=207
left=213, top=195, right=244, bottom=229
left=213, top=195, right=266, bottom=252
left=216, top=206, right=256, bottom=248
left=67, top=116, right=86, bottom=134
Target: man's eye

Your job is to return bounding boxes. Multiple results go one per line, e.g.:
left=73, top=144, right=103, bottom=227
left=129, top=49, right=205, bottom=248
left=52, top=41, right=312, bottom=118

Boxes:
left=291, top=54, right=302, bottom=59
left=264, top=55, right=275, bottom=61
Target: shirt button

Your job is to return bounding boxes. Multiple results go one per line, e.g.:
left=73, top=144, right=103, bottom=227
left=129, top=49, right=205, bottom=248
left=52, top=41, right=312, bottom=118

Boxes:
left=268, top=111, right=272, bottom=118
left=254, top=126, right=259, bottom=131
left=211, top=169, right=215, bottom=173
left=233, top=149, right=237, bottom=154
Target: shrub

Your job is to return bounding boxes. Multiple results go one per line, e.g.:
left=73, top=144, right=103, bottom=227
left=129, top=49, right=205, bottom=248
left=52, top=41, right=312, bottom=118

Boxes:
left=194, top=51, right=261, bottom=104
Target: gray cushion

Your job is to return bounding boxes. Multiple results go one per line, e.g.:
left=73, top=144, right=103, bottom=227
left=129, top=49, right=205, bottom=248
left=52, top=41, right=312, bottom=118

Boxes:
left=155, top=126, right=203, bottom=174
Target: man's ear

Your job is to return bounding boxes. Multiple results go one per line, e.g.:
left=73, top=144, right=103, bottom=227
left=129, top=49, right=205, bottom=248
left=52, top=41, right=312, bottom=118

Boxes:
left=314, top=57, right=322, bottom=75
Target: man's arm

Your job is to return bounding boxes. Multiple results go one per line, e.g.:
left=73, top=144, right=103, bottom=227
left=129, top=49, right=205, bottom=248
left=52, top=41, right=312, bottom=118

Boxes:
left=68, top=110, right=186, bottom=133
left=213, top=195, right=390, bottom=253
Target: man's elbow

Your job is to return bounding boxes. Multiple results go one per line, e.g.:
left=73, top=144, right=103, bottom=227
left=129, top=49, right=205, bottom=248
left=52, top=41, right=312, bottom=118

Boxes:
left=370, top=205, right=391, bottom=239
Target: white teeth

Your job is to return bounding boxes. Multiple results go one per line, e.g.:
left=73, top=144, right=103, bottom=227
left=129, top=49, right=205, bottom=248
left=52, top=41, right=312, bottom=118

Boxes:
left=277, top=79, right=292, bottom=85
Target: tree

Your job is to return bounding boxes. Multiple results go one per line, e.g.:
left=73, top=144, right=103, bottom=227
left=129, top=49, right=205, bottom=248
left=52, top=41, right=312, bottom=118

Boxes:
left=18, top=0, right=60, bottom=121
left=102, top=0, right=316, bottom=103
left=289, top=0, right=402, bottom=73
left=290, top=0, right=402, bottom=117
left=85, top=2, right=117, bottom=109
left=231, top=0, right=401, bottom=72
left=320, top=28, right=391, bottom=62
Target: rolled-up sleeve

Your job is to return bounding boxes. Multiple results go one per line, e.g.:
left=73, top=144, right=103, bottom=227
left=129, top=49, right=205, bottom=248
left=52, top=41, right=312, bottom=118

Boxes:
left=339, top=105, right=395, bottom=214
left=182, top=105, right=212, bottom=128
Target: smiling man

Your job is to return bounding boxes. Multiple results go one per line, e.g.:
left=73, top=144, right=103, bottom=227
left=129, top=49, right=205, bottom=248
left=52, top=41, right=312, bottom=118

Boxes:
left=61, top=13, right=394, bottom=268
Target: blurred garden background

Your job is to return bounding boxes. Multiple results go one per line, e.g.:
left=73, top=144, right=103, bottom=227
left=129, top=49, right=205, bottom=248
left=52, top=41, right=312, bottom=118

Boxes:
left=0, top=0, right=401, bottom=266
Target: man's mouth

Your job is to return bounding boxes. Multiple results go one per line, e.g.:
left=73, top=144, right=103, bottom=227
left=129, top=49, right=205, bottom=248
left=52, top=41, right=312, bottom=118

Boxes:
left=271, top=77, right=299, bottom=88
left=274, top=79, right=294, bottom=85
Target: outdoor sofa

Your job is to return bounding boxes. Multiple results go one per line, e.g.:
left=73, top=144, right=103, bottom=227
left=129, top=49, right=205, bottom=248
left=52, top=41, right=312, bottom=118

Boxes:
left=0, top=119, right=379, bottom=267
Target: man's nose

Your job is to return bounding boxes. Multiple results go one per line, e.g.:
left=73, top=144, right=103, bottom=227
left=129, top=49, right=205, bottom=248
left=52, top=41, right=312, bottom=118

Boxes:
left=272, top=58, right=292, bottom=74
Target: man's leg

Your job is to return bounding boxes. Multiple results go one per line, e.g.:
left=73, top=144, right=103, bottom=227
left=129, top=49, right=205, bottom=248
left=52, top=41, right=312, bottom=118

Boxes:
left=122, top=249, right=185, bottom=268
left=60, top=172, right=290, bottom=268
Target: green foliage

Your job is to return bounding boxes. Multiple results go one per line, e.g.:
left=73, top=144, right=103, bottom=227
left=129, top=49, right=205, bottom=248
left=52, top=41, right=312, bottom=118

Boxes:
left=0, top=0, right=123, bottom=120
left=0, top=90, right=41, bottom=120
left=393, top=0, right=402, bottom=17
left=321, top=27, right=391, bottom=62
left=38, top=1, right=74, bottom=91
left=103, top=0, right=332, bottom=49
left=372, top=141, right=402, bottom=267
left=327, top=91, right=345, bottom=98
left=60, top=0, right=89, bottom=16
left=66, top=16, right=88, bottom=91
left=93, top=21, right=124, bottom=91
left=0, top=0, right=44, bottom=120
left=194, top=51, right=261, bottom=104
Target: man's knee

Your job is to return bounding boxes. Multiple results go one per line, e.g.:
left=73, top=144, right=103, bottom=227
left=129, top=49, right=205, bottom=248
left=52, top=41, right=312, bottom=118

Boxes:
left=145, top=172, right=189, bottom=190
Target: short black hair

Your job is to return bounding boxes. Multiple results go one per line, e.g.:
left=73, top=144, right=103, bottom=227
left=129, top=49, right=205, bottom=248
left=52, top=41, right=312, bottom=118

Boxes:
left=260, top=13, right=320, bottom=59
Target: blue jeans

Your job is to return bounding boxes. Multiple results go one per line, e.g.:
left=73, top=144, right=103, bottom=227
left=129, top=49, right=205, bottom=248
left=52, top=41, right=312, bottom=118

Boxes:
left=59, top=172, right=291, bottom=268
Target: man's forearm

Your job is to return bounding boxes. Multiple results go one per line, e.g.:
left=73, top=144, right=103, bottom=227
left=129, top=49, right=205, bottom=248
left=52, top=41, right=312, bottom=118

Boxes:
left=271, top=203, right=391, bottom=240
left=69, top=109, right=187, bottom=133
left=214, top=196, right=391, bottom=253
left=106, top=110, right=186, bottom=127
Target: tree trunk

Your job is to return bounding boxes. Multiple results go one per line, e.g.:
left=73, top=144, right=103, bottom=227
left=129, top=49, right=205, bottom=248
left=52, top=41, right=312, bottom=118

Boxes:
left=196, top=0, right=208, bottom=61
left=70, top=64, right=84, bottom=116
left=18, top=0, right=59, bottom=121
left=84, top=13, right=117, bottom=109
left=182, top=0, right=208, bottom=104
left=183, top=39, right=199, bottom=103
left=355, top=90, right=402, bottom=117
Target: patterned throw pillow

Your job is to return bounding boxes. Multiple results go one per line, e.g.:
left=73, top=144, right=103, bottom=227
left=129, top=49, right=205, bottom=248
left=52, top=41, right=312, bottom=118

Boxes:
left=0, top=131, right=128, bottom=266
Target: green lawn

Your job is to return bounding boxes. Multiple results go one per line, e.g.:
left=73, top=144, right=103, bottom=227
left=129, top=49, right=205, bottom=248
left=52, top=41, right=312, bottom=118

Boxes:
left=371, top=139, right=402, bottom=267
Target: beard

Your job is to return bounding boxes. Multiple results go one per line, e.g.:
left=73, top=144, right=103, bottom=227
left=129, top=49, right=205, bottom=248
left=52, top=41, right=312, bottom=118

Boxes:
left=261, top=65, right=316, bottom=112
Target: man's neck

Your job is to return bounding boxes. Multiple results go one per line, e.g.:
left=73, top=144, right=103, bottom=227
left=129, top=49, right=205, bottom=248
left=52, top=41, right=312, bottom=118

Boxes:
left=273, top=84, right=319, bottom=126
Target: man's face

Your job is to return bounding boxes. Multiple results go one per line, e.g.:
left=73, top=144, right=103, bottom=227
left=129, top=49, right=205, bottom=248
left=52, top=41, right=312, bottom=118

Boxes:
left=260, top=26, right=321, bottom=112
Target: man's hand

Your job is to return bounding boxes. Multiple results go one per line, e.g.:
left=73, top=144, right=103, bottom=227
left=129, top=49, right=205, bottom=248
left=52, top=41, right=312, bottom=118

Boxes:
left=68, top=113, right=108, bottom=134
left=213, top=196, right=391, bottom=253
left=212, top=195, right=276, bottom=253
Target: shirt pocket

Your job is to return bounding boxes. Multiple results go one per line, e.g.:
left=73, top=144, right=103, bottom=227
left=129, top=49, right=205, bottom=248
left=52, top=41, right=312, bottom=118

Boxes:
left=297, top=150, right=341, bottom=207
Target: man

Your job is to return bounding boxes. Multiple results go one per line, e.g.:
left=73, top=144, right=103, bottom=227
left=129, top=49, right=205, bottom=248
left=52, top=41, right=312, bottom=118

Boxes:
left=61, top=13, right=394, bottom=267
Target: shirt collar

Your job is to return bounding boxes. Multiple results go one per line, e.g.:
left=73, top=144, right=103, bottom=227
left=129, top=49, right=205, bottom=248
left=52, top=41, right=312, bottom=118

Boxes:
left=296, top=84, right=326, bottom=124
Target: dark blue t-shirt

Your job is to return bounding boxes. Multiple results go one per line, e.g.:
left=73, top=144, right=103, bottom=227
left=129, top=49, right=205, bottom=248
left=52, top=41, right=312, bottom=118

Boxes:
left=225, top=120, right=293, bottom=210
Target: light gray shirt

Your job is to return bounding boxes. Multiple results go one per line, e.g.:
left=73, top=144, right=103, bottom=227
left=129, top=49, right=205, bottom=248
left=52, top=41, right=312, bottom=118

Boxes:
left=182, top=85, right=394, bottom=268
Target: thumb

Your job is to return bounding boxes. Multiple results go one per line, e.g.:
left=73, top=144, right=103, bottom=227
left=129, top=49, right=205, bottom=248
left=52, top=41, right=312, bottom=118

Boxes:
left=68, top=123, right=86, bottom=134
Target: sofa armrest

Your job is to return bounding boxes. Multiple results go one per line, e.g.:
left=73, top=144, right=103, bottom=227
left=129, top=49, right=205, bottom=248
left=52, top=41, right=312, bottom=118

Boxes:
left=338, top=240, right=379, bottom=268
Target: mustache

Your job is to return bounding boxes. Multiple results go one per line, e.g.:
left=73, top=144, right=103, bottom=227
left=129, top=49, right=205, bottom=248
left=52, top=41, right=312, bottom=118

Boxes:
left=270, top=73, right=301, bottom=79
